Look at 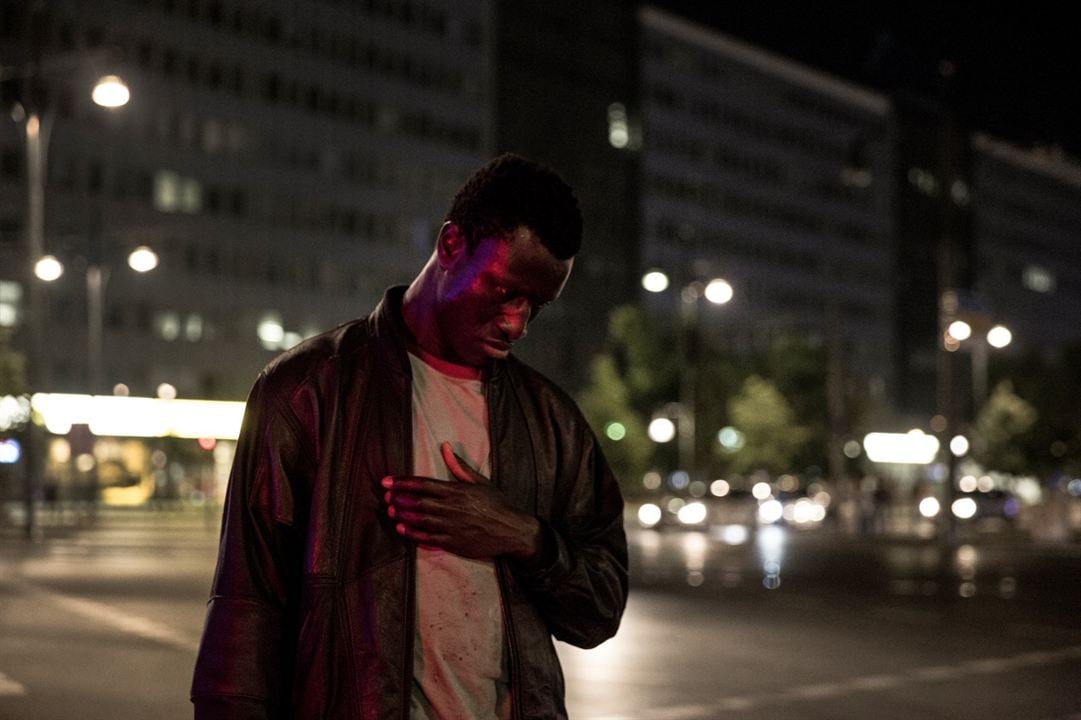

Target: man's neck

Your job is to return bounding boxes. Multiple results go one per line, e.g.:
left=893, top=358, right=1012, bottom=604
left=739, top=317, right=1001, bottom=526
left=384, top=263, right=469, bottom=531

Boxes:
left=401, top=268, right=438, bottom=354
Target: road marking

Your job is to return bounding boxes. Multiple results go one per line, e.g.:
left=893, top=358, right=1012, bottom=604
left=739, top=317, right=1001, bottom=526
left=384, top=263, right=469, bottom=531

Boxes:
left=961, top=657, right=1017, bottom=674
left=907, top=665, right=963, bottom=681
left=785, top=682, right=845, bottom=699
left=714, top=697, right=757, bottom=711
left=13, top=580, right=200, bottom=654
left=695, top=644, right=1081, bottom=716
left=0, top=671, right=27, bottom=697
left=844, top=673, right=904, bottom=691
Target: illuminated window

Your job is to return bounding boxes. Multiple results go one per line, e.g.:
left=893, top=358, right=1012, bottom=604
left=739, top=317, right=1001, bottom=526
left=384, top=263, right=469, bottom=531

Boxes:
left=1022, top=265, right=1055, bottom=294
left=181, top=178, right=202, bottom=213
left=156, top=311, right=180, bottom=341
left=607, top=103, right=629, bottom=149
left=185, top=314, right=204, bottom=342
left=257, top=313, right=284, bottom=350
left=0, top=305, right=16, bottom=327
left=155, top=170, right=203, bottom=214
left=154, top=171, right=181, bottom=212
left=907, top=167, right=939, bottom=196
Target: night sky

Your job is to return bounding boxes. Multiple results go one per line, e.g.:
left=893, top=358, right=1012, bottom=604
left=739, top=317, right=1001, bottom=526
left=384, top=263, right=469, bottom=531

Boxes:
left=651, top=1, right=1081, bottom=158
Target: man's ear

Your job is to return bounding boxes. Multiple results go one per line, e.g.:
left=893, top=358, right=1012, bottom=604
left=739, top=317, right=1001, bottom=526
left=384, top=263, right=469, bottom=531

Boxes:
left=436, top=222, right=467, bottom=270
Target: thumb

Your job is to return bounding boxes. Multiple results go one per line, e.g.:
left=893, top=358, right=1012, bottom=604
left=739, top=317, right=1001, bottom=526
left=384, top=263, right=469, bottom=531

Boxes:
left=441, top=442, right=483, bottom=484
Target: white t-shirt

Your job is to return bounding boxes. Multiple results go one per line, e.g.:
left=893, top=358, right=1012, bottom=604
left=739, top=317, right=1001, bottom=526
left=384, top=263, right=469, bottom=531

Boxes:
left=407, top=351, right=510, bottom=720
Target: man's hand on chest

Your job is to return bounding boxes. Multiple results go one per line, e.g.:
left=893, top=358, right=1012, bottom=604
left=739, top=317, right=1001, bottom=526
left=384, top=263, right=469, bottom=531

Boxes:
left=382, top=442, right=542, bottom=562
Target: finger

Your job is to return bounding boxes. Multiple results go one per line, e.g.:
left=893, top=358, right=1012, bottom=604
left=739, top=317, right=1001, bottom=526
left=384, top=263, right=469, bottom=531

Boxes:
left=383, top=476, right=455, bottom=496
left=440, top=442, right=485, bottom=484
left=393, top=509, right=445, bottom=530
left=390, top=494, right=447, bottom=513
left=394, top=522, right=452, bottom=548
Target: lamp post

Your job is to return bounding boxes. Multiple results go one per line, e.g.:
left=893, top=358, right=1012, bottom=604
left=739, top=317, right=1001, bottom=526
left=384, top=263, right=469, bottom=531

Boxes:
left=36, top=245, right=158, bottom=392
left=5, top=40, right=130, bottom=538
left=939, top=302, right=1011, bottom=542
left=643, top=270, right=733, bottom=482
left=944, top=317, right=1012, bottom=417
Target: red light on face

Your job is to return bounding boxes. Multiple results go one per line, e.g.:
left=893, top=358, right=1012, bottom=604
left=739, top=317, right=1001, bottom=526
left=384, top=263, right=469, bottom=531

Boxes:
left=197, top=437, right=217, bottom=451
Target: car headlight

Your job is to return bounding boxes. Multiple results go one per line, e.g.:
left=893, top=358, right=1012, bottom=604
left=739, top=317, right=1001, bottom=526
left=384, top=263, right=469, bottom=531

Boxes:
left=677, top=501, right=708, bottom=525
left=638, top=503, right=662, bottom=528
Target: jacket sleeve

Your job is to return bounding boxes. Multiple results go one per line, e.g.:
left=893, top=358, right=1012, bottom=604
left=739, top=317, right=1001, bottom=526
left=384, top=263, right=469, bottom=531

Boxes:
left=191, top=372, right=310, bottom=718
left=510, top=427, right=628, bottom=649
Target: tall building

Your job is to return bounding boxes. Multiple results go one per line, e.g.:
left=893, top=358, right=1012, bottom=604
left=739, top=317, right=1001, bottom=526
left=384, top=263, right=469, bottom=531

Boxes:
left=492, top=0, right=640, bottom=388
left=890, top=90, right=971, bottom=419
left=3, top=0, right=1077, bottom=416
left=970, top=134, right=1081, bottom=353
left=638, top=8, right=897, bottom=413
left=1, top=0, right=491, bottom=400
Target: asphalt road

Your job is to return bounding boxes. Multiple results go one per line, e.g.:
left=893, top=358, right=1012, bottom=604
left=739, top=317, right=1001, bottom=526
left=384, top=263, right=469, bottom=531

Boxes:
left=1, top=510, right=1079, bottom=720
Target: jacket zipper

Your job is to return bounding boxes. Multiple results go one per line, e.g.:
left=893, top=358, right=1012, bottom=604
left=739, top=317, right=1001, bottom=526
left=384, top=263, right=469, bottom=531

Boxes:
left=401, top=547, right=416, bottom=720
left=401, top=359, right=417, bottom=720
left=496, top=562, right=523, bottom=720
left=489, top=376, right=524, bottom=720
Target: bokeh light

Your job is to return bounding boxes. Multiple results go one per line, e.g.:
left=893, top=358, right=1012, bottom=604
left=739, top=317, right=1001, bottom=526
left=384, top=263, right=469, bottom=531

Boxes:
left=604, top=421, right=627, bottom=441
left=641, top=270, right=669, bottom=293
left=648, top=417, right=676, bottom=443
left=638, top=503, right=662, bottom=528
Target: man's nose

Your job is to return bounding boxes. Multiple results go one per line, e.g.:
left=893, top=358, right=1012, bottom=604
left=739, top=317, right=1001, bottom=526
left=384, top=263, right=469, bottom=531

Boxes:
left=500, top=301, right=530, bottom=341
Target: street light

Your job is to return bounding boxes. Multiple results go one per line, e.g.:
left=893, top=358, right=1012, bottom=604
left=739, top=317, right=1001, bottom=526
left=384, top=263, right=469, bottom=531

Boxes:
left=33, top=255, right=64, bottom=282
left=643, top=270, right=734, bottom=482
left=37, top=245, right=158, bottom=393
left=938, top=289, right=1012, bottom=543
left=986, top=324, right=1012, bottom=350
left=945, top=319, right=1012, bottom=409
left=703, top=279, right=733, bottom=305
left=91, top=75, right=130, bottom=108
left=6, top=38, right=131, bottom=539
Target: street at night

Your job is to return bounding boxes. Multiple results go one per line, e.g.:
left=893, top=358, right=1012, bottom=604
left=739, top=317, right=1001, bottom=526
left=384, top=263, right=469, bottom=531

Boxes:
left=4, top=1, right=1081, bottom=718
left=2, top=510, right=1079, bottom=720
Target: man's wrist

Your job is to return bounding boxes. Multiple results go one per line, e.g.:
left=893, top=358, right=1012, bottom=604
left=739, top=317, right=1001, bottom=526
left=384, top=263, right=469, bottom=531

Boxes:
left=508, top=514, right=543, bottom=562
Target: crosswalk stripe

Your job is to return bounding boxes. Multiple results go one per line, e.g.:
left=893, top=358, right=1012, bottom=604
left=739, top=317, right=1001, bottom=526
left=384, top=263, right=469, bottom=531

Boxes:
left=12, top=580, right=201, bottom=654
left=0, top=671, right=28, bottom=697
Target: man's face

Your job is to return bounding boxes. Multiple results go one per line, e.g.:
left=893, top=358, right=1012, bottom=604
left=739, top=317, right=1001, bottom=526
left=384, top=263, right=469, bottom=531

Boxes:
left=434, top=225, right=573, bottom=367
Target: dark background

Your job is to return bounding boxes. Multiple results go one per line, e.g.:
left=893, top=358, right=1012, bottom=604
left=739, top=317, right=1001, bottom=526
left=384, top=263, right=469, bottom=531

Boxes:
left=654, top=1, right=1081, bottom=156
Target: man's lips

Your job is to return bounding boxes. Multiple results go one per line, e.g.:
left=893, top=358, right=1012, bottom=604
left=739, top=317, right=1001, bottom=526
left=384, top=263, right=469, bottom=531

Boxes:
left=483, top=338, right=512, bottom=353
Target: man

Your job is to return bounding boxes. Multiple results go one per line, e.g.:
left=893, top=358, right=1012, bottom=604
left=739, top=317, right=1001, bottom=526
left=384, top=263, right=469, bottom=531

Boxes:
left=191, top=154, right=628, bottom=719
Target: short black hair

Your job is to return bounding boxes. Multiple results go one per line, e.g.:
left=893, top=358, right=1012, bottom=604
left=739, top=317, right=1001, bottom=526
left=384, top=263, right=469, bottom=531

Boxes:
left=445, top=153, right=582, bottom=260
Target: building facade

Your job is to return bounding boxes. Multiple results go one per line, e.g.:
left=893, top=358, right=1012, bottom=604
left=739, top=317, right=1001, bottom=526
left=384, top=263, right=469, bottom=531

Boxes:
left=1, top=0, right=492, bottom=400
left=492, top=0, right=641, bottom=388
left=638, top=7, right=897, bottom=418
left=970, top=135, right=1081, bottom=353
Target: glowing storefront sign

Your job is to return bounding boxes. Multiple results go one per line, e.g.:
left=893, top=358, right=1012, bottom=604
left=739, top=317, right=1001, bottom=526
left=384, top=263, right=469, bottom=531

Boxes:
left=863, top=431, right=940, bottom=465
left=31, top=393, right=246, bottom=440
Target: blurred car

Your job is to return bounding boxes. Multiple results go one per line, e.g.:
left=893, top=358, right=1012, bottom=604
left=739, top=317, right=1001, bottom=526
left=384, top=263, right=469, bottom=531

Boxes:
left=956, top=490, right=1020, bottom=522
left=760, top=489, right=828, bottom=529
left=636, top=494, right=684, bottom=529
left=708, top=488, right=759, bottom=528
left=636, top=494, right=717, bottom=530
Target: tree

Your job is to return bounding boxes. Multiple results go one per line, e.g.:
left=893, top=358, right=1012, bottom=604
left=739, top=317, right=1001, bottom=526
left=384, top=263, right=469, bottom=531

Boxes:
left=764, top=335, right=829, bottom=473
left=724, top=374, right=810, bottom=476
left=577, top=354, right=652, bottom=496
left=990, top=341, right=1081, bottom=476
left=972, top=380, right=1038, bottom=475
left=578, top=305, right=859, bottom=488
left=576, top=306, right=677, bottom=497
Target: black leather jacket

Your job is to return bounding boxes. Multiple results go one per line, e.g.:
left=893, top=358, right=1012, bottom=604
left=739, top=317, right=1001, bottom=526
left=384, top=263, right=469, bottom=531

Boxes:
left=191, top=287, right=628, bottom=719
